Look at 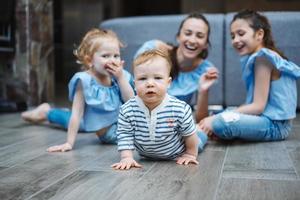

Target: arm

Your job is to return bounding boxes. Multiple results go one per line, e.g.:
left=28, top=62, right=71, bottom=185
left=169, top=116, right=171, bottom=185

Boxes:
left=105, top=60, right=134, bottom=101
left=176, top=133, right=199, bottom=165
left=47, top=83, right=85, bottom=152
left=199, top=57, right=272, bottom=135
left=111, top=106, right=141, bottom=170
left=236, top=57, right=272, bottom=115
left=195, top=67, right=219, bottom=122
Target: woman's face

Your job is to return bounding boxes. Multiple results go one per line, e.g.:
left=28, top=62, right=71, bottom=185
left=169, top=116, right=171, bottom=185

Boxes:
left=177, top=18, right=209, bottom=60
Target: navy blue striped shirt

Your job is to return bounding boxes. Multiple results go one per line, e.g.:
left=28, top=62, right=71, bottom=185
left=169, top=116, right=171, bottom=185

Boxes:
left=117, top=95, right=196, bottom=160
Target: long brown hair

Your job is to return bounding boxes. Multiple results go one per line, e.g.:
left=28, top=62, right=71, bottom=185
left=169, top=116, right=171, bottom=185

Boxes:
left=231, top=10, right=287, bottom=59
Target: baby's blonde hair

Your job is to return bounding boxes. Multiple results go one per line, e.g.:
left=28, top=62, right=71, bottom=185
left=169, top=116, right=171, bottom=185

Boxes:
left=133, top=49, right=172, bottom=75
left=73, top=28, right=124, bottom=69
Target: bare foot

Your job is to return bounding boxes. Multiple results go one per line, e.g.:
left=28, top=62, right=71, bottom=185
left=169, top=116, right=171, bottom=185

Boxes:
left=21, top=103, right=51, bottom=123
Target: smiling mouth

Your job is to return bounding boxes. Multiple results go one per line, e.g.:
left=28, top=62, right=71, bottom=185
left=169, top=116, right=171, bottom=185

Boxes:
left=184, top=44, right=198, bottom=51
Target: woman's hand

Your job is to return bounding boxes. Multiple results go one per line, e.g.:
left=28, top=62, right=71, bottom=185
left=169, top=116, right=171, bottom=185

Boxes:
left=198, top=115, right=215, bottom=137
left=199, top=67, right=219, bottom=91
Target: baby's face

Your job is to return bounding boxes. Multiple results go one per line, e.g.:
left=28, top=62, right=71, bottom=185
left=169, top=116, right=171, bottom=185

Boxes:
left=134, top=57, right=171, bottom=110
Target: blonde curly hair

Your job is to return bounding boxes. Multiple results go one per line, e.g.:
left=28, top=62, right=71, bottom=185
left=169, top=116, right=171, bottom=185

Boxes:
left=73, top=28, right=124, bottom=70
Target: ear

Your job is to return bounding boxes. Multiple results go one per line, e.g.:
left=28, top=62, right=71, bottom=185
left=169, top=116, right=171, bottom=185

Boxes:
left=84, top=55, right=92, bottom=67
left=256, top=28, right=264, bottom=41
left=167, top=77, right=172, bottom=88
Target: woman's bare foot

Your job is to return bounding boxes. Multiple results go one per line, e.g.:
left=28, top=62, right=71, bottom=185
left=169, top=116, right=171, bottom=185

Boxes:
left=21, top=103, right=51, bottom=123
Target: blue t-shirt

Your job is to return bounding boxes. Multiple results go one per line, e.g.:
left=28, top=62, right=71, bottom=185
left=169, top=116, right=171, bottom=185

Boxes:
left=241, top=48, right=300, bottom=120
left=68, top=70, right=133, bottom=131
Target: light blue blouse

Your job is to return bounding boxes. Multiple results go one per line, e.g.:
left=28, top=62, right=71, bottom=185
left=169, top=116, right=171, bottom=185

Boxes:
left=241, top=48, right=300, bottom=120
left=135, top=40, right=214, bottom=104
left=68, top=70, right=133, bottom=131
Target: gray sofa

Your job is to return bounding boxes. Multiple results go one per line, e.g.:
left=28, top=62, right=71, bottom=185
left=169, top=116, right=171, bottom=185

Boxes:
left=100, top=12, right=300, bottom=108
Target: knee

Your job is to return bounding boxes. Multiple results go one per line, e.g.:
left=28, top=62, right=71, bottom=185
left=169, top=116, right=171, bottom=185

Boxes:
left=212, top=112, right=240, bottom=140
left=98, top=124, right=118, bottom=144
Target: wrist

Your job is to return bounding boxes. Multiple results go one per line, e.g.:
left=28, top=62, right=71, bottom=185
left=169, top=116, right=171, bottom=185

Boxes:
left=199, top=87, right=209, bottom=93
left=182, top=153, right=197, bottom=159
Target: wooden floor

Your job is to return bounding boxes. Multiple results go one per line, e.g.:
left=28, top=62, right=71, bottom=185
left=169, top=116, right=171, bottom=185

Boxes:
left=0, top=113, right=300, bottom=200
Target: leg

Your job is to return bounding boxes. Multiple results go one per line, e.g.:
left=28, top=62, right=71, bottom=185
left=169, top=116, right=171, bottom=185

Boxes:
left=196, top=130, right=208, bottom=151
left=21, top=103, right=51, bottom=123
left=96, top=123, right=118, bottom=144
left=211, top=111, right=287, bottom=141
left=47, top=108, right=72, bottom=129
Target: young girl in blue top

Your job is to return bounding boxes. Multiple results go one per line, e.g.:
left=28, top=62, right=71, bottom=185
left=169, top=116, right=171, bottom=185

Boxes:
left=21, top=28, right=134, bottom=152
left=199, top=10, right=300, bottom=141
left=134, top=13, right=219, bottom=123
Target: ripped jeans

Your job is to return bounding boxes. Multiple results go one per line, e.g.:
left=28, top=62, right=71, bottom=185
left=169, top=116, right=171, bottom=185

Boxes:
left=211, top=111, right=292, bottom=141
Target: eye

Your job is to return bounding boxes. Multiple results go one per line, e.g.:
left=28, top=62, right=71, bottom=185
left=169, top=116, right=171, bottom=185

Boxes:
left=196, top=33, right=205, bottom=39
left=154, top=76, right=163, bottom=80
left=184, top=30, right=192, bottom=36
left=102, top=54, right=109, bottom=58
left=231, top=34, right=235, bottom=40
left=114, top=54, right=120, bottom=59
left=237, top=30, right=245, bottom=37
left=137, top=77, right=146, bottom=81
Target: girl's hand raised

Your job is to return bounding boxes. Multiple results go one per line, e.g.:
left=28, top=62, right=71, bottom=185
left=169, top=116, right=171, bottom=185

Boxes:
left=105, top=60, right=125, bottom=80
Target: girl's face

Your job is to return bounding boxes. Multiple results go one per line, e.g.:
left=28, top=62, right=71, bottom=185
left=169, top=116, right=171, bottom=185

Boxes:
left=177, top=18, right=209, bottom=60
left=90, top=37, right=121, bottom=76
left=230, top=19, right=264, bottom=56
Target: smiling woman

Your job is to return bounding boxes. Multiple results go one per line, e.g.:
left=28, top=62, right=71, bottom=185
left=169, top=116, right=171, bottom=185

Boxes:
left=134, top=12, right=219, bottom=123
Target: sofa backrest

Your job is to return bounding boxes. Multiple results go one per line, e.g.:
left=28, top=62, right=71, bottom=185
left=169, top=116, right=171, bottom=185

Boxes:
left=100, top=14, right=225, bottom=106
left=100, top=12, right=300, bottom=108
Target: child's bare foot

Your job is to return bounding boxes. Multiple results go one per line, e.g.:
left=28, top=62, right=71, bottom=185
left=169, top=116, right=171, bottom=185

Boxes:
left=21, top=103, right=51, bottom=123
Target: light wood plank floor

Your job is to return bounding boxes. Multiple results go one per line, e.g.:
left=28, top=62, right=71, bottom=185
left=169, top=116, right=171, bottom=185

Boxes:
left=0, top=113, right=299, bottom=200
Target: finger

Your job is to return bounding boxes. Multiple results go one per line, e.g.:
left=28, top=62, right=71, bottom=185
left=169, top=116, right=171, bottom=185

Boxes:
left=47, top=146, right=60, bottom=152
left=176, top=158, right=184, bottom=165
left=191, top=159, right=199, bottom=165
left=133, top=161, right=142, bottom=168
left=125, top=163, right=131, bottom=170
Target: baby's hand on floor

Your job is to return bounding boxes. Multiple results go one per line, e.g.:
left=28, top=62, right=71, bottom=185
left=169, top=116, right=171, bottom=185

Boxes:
left=111, top=157, right=142, bottom=170
left=176, top=153, right=199, bottom=165
left=47, top=143, right=72, bottom=152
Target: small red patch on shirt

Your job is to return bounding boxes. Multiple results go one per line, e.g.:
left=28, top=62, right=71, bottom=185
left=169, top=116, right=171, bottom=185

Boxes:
left=167, top=118, right=175, bottom=127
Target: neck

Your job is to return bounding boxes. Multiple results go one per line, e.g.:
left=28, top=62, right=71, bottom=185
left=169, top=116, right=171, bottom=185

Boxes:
left=88, top=69, right=112, bottom=86
left=176, top=49, right=202, bottom=72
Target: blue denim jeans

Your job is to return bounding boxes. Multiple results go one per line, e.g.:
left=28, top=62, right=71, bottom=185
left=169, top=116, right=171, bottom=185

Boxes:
left=211, top=111, right=292, bottom=141
left=47, top=108, right=117, bottom=144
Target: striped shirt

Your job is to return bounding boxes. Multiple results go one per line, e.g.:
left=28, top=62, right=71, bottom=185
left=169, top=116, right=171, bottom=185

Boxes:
left=117, top=95, right=196, bottom=160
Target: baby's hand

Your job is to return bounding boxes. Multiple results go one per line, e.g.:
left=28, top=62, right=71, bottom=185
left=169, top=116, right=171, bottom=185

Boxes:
left=176, top=153, right=199, bottom=165
left=111, top=157, right=142, bottom=170
left=47, top=142, right=72, bottom=152
left=105, top=60, right=125, bottom=79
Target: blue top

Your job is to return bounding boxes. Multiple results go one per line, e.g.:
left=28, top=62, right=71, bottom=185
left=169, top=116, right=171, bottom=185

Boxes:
left=68, top=70, right=133, bottom=131
left=241, top=48, right=300, bottom=120
left=135, top=40, right=214, bottom=104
